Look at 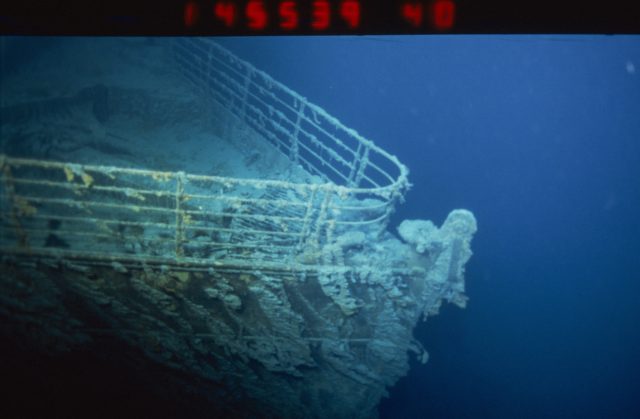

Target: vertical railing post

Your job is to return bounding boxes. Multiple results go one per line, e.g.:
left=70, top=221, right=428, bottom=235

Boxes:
left=175, top=172, right=186, bottom=259
left=297, top=185, right=318, bottom=251
left=239, top=67, right=253, bottom=122
left=290, top=100, right=306, bottom=164
left=353, top=145, right=370, bottom=187
left=313, top=186, right=333, bottom=249
left=347, top=142, right=362, bottom=186
left=1, top=156, right=29, bottom=248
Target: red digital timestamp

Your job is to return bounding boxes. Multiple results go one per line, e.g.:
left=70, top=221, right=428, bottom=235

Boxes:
left=184, top=1, right=456, bottom=32
left=185, top=0, right=361, bottom=31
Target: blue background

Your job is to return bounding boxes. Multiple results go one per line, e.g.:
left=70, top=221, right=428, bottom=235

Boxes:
left=218, top=36, right=640, bottom=418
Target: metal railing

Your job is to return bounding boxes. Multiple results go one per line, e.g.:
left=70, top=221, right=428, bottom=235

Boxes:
left=173, top=39, right=409, bottom=208
left=1, top=41, right=410, bottom=273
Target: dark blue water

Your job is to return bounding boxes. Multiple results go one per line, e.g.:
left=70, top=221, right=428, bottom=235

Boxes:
left=221, top=36, right=640, bottom=418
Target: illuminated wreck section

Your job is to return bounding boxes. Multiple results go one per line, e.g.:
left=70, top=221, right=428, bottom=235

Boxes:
left=0, top=39, right=476, bottom=418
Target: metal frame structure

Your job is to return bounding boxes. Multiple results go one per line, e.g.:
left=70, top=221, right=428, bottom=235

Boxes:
left=1, top=41, right=410, bottom=274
